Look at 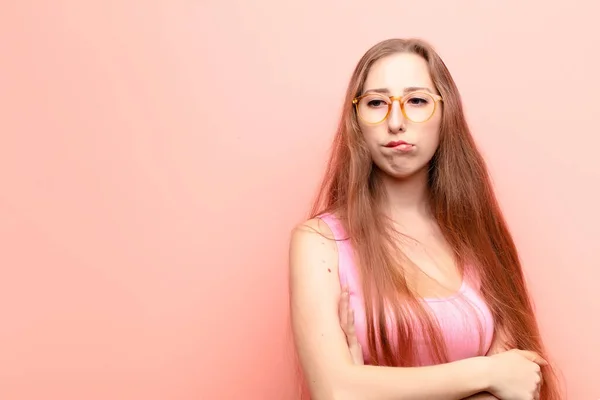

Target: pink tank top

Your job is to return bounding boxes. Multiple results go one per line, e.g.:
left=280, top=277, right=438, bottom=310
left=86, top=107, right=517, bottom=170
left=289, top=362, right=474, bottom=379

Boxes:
left=319, top=213, right=495, bottom=366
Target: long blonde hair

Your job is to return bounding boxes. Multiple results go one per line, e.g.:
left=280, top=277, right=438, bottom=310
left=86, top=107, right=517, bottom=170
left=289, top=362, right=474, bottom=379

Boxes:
left=310, top=38, right=561, bottom=399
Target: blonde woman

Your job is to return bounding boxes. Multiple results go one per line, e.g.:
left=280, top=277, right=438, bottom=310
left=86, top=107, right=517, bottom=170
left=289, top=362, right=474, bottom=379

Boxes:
left=289, top=38, right=560, bottom=399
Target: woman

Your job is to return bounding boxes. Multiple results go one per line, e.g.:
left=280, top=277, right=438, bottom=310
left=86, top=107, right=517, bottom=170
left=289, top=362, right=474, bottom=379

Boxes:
left=289, top=38, right=561, bottom=399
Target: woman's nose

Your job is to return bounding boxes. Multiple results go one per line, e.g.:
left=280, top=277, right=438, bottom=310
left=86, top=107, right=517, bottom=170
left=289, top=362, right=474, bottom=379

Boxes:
left=387, top=100, right=406, bottom=133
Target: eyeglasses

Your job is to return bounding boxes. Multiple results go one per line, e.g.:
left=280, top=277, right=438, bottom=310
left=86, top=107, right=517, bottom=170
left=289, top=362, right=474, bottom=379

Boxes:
left=352, top=91, right=443, bottom=124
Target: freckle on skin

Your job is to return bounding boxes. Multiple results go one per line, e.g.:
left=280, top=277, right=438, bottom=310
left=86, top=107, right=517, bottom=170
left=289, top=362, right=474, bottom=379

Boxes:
left=328, top=268, right=331, bottom=273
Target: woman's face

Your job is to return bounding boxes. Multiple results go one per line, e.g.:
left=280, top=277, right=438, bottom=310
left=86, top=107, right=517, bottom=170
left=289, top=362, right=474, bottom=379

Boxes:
left=358, top=53, right=442, bottom=179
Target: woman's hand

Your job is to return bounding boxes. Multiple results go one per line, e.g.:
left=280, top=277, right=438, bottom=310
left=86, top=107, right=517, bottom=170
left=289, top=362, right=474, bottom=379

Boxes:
left=487, top=349, right=546, bottom=400
left=338, top=287, right=543, bottom=400
left=338, top=286, right=364, bottom=365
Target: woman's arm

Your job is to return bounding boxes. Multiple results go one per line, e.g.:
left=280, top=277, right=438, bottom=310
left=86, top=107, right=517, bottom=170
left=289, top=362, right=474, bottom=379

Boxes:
left=338, top=284, right=499, bottom=400
left=289, top=219, right=492, bottom=400
left=462, top=325, right=512, bottom=398
left=461, top=323, right=511, bottom=399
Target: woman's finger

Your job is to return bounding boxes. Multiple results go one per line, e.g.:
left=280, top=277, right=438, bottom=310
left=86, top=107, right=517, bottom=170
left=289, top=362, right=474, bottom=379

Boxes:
left=535, top=372, right=543, bottom=399
left=517, top=350, right=548, bottom=366
left=347, top=308, right=364, bottom=364
left=347, top=308, right=357, bottom=344
left=338, top=288, right=364, bottom=365
left=338, top=287, right=349, bottom=331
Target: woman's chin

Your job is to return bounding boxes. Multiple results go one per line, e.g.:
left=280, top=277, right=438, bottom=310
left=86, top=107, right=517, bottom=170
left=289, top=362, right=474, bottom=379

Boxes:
left=383, top=165, right=428, bottom=181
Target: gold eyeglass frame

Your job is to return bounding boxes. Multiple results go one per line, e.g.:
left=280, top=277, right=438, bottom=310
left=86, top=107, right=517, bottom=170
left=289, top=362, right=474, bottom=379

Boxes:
left=352, top=91, right=443, bottom=124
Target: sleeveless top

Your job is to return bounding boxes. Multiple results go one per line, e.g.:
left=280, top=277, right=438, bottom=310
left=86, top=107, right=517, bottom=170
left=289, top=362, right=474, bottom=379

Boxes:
left=319, top=213, right=495, bottom=366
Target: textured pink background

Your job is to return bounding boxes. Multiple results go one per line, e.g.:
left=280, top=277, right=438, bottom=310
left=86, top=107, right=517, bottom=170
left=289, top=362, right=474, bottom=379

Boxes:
left=1, top=1, right=598, bottom=399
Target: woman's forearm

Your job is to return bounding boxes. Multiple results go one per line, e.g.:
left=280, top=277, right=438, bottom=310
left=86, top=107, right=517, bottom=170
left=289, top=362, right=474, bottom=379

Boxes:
left=330, top=356, right=492, bottom=400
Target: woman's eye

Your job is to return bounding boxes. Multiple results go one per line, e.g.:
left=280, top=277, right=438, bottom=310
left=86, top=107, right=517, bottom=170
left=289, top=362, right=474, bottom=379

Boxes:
left=407, top=97, right=429, bottom=106
left=368, top=100, right=386, bottom=107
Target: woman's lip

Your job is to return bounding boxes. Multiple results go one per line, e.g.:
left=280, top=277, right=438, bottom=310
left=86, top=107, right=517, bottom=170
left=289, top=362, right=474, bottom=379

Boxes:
left=385, top=141, right=413, bottom=148
left=387, top=143, right=415, bottom=152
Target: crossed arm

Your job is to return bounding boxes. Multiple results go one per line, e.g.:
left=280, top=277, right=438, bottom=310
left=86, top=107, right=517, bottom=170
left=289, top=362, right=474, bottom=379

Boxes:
left=289, top=220, right=547, bottom=400
left=338, top=286, right=507, bottom=400
left=290, top=219, right=523, bottom=400
left=291, top=220, right=500, bottom=400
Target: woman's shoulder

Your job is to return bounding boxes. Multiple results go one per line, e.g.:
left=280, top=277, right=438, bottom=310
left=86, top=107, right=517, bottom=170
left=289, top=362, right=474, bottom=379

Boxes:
left=290, top=215, right=337, bottom=246
left=289, top=216, right=341, bottom=287
left=291, top=212, right=347, bottom=241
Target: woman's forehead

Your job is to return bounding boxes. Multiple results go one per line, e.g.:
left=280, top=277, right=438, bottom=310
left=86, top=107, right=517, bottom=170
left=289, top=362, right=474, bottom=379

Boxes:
left=364, top=53, right=434, bottom=94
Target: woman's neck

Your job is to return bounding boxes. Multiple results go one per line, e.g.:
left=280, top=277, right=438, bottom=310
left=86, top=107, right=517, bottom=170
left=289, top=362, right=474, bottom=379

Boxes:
left=379, top=167, right=432, bottom=222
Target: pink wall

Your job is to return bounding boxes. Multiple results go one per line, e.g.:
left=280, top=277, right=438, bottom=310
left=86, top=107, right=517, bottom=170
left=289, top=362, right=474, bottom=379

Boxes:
left=0, top=1, right=598, bottom=399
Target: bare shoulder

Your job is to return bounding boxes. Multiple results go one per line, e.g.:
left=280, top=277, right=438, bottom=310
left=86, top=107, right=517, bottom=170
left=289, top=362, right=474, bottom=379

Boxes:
left=289, top=217, right=339, bottom=282
left=288, top=217, right=352, bottom=396
left=291, top=217, right=337, bottom=241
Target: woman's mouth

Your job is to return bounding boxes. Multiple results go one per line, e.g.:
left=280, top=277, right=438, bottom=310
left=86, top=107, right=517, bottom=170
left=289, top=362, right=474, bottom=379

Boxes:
left=385, top=140, right=415, bottom=152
